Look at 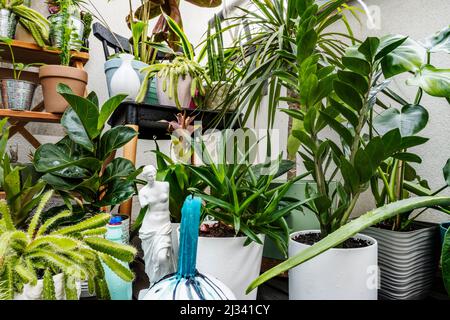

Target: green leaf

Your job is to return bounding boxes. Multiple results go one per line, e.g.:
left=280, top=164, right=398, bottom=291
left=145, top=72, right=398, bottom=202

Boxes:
left=319, top=111, right=353, bottom=147
left=99, top=126, right=138, bottom=161
left=97, top=94, right=127, bottom=132
left=57, top=84, right=100, bottom=139
left=84, top=237, right=137, bottom=262
left=399, top=136, right=429, bottom=149
left=340, top=157, right=359, bottom=195
left=34, top=144, right=101, bottom=173
left=100, top=253, right=134, bottom=282
left=342, top=57, right=371, bottom=75
left=333, top=80, right=363, bottom=110
left=97, top=179, right=136, bottom=207
left=393, top=152, right=422, bottom=163
left=421, top=25, right=450, bottom=54
left=61, top=107, right=94, bottom=152
left=374, top=104, right=429, bottom=137
left=406, top=65, right=450, bottom=98
left=381, top=129, right=402, bottom=156
left=246, top=196, right=450, bottom=293
left=375, top=36, right=408, bottom=61
left=381, top=36, right=426, bottom=78
left=442, top=227, right=450, bottom=295
left=358, top=37, right=380, bottom=61
left=354, top=149, right=373, bottom=183
left=336, top=71, right=368, bottom=95
left=364, top=137, right=385, bottom=171
left=442, top=158, right=450, bottom=187
left=102, top=158, right=136, bottom=184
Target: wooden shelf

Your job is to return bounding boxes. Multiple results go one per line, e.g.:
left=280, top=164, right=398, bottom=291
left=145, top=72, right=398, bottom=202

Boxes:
left=0, top=109, right=62, bottom=123
left=0, top=40, right=89, bottom=65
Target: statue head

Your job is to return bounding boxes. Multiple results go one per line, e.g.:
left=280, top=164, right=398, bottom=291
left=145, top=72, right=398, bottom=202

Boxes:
left=143, top=165, right=157, bottom=185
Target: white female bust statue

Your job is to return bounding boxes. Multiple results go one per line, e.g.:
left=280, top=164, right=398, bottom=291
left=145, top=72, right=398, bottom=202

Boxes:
left=138, top=165, right=176, bottom=287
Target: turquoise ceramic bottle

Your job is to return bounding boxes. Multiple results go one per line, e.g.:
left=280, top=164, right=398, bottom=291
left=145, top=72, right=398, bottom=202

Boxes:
left=103, top=216, right=133, bottom=300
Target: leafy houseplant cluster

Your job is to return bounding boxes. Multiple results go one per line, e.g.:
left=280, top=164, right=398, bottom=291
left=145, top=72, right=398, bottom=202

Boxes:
left=33, top=84, right=142, bottom=216
left=0, top=114, right=138, bottom=300
left=0, top=191, right=137, bottom=300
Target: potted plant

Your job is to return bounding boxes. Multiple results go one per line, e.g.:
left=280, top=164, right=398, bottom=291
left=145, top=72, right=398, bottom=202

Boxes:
left=0, top=190, right=137, bottom=300
left=0, top=0, right=49, bottom=45
left=0, top=37, right=44, bottom=110
left=442, top=228, right=450, bottom=296
left=245, top=31, right=450, bottom=299
left=47, top=0, right=85, bottom=51
left=39, top=0, right=87, bottom=113
left=360, top=26, right=450, bottom=300
left=103, top=0, right=159, bottom=104
left=137, top=15, right=209, bottom=109
left=200, top=14, right=239, bottom=111
left=32, top=85, right=142, bottom=230
left=186, top=136, right=312, bottom=300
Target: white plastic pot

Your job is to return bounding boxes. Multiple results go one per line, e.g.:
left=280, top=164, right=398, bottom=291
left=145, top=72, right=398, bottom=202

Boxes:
left=14, top=273, right=81, bottom=300
left=288, top=230, right=378, bottom=300
left=156, top=74, right=192, bottom=108
left=196, top=233, right=265, bottom=300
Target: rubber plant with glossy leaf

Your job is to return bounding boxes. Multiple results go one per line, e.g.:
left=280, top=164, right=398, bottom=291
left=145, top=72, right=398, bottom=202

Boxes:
left=188, top=137, right=315, bottom=257
left=33, top=84, right=142, bottom=215
left=0, top=190, right=137, bottom=300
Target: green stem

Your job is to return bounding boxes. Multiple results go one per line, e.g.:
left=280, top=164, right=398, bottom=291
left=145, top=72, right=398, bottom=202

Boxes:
left=414, top=88, right=423, bottom=105
left=340, top=193, right=360, bottom=227
left=378, top=167, right=395, bottom=202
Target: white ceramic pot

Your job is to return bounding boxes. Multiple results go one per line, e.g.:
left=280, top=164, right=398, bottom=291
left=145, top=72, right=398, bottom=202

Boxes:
left=110, top=53, right=142, bottom=101
left=156, top=74, right=192, bottom=108
left=288, top=230, right=378, bottom=300
left=196, top=233, right=265, bottom=300
left=14, top=273, right=81, bottom=300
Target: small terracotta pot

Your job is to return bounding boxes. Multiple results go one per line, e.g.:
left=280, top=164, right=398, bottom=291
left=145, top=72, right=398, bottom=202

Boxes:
left=39, top=65, right=88, bottom=113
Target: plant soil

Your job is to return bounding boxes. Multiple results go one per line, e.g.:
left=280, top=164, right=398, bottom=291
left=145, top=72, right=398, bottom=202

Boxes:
left=199, top=222, right=243, bottom=238
left=293, top=233, right=372, bottom=248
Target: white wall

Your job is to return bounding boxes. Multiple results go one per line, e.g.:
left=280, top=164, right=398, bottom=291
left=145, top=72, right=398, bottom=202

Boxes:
left=10, top=0, right=450, bottom=222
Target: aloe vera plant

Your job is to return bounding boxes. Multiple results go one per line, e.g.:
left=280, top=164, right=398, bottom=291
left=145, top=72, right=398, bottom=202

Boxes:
left=0, top=190, right=137, bottom=300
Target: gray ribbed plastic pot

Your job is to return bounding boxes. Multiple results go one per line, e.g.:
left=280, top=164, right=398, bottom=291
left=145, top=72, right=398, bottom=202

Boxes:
left=362, top=221, right=440, bottom=300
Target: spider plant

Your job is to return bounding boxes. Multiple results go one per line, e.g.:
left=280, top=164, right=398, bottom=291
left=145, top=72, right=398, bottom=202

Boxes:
left=136, top=14, right=209, bottom=108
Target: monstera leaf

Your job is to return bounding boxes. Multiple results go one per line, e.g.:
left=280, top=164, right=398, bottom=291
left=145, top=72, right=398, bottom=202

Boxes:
left=406, top=65, right=450, bottom=98
left=380, top=35, right=426, bottom=78
left=421, top=25, right=450, bottom=54
left=374, top=104, right=429, bottom=137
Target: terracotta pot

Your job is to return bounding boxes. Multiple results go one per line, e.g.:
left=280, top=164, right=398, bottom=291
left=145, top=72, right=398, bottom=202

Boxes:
left=39, top=65, right=88, bottom=113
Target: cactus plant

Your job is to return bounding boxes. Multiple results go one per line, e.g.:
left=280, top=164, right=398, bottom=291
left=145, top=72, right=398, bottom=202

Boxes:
left=0, top=190, right=137, bottom=300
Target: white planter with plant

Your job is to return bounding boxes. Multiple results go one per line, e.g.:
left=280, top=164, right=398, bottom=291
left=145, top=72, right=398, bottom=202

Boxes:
left=194, top=222, right=265, bottom=300
left=137, top=15, right=208, bottom=109
left=188, top=136, right=312, bottom=300
left=289, top=230, right=377, bottom=300
left=14, top=273, right=81, bottom=300
left=245, top=5, right=450, bottom=298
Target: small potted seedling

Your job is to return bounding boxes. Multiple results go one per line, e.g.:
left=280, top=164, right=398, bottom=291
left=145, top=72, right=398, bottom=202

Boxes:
left=0, top=37, right=43, bottom=110
left=39, top=0, right=87, bottom=113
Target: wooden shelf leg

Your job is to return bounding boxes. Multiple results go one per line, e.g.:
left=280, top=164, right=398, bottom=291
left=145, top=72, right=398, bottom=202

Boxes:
left=119, top=125, right=139, bottom=217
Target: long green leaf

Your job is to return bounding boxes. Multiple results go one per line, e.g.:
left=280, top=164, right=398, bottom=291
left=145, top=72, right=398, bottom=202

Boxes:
left=247, top=196, right=450, bottom=293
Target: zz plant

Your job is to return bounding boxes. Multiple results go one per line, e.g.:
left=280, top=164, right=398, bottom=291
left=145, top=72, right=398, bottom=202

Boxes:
left=246, top=35, right=450, bottom=293
left=33, top=84, right=141, bottom=215
left=0, top=190, right=137, bottom=300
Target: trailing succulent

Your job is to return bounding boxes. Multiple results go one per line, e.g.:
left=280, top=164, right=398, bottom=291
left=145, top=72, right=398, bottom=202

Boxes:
left=0, top=190, right=137, bottom=300
left=33, top=84, right=142, bottom=217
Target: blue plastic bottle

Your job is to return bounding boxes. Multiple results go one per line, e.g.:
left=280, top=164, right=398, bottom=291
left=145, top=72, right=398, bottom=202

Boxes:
left=103, top=216, right=133, bottom=300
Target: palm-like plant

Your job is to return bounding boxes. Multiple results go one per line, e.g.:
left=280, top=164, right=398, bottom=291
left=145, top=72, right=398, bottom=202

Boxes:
left=221, top=0, right=358, bottom=128
left=0, top=190, right=137, bottom=300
